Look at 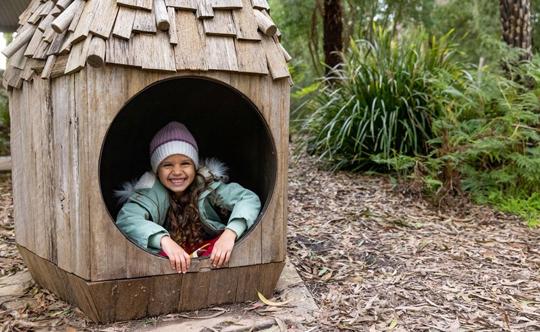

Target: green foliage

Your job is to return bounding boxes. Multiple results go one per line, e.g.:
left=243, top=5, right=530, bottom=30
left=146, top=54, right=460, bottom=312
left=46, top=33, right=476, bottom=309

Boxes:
left=0, top=87, right=10, bottom=155
left=270, top=0, right=436, bottom=111
left=428, top=59, right=540, bottom=194
left=484, top=192, right=540, bottom=227
left=429, top=0, right=502, bottom=64
left=301, top=27, right=459, bottom=170
left=378, top=57, right=540, bottom=225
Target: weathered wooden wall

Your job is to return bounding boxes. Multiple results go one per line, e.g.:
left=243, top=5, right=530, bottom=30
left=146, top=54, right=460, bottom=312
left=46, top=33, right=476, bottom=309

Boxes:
left=19, top=245, right=284, bottom=323
left=10, top=75, right=91, bottom=279
left=11, top=67, right=289, bottom=282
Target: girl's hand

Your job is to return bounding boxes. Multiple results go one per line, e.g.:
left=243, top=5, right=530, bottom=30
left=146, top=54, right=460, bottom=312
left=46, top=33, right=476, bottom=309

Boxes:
left=161, top=236, right=191, bottom=273
left=210, top=229, right=237, bottom=268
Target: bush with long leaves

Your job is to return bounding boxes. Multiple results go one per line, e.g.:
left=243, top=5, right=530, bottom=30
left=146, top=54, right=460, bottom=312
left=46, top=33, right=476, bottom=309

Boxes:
left=302, top=27, right=459, bottom=170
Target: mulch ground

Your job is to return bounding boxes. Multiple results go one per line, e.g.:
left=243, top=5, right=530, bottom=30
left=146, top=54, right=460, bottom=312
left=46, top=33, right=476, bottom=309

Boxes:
left=0, top=150, right=539, bottom=331
left=288, top=152, right=540, bottom=331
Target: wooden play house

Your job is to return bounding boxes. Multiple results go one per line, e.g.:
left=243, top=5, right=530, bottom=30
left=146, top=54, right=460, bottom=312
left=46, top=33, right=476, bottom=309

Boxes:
left=2, top=0, right=290, bottom=323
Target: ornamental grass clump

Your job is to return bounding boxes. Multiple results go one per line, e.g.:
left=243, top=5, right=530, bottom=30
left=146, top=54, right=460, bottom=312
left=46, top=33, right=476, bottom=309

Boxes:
left=302, top=27, right=459, bottom=170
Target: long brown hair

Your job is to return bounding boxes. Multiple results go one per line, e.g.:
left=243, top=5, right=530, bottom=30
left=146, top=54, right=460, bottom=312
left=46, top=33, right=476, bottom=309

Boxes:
left=166, top=175, right=208, bottom=249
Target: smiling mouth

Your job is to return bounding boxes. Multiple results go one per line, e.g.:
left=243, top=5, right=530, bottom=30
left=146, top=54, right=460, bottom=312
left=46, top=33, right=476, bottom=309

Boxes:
left=169, top=178, right=187, bottom=186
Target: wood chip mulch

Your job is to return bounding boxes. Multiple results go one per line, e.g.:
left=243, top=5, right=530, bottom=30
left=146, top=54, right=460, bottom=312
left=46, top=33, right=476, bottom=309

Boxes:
left=288, top=152, right=540, bottom=331
left=0, top=149, right=539, bottom=331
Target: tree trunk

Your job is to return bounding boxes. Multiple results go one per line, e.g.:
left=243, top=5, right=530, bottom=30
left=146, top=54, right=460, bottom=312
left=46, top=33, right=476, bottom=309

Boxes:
left=500, top=0, right=532, bottom=60
left=323, top=0, right=343, bottom=75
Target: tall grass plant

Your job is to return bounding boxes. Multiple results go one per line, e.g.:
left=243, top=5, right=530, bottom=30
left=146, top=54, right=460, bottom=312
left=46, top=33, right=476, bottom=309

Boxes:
left=302, top=27, right=459, bottom=170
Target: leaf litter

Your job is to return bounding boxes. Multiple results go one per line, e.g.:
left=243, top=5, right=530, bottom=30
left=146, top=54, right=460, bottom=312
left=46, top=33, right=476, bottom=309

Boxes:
left=0, top=144, right=538, bottom=330
left=287, top=149, right=540, bottom=331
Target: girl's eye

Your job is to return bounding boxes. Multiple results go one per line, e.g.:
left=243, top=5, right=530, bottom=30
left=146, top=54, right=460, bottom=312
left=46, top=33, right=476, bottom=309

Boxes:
left=162, top=163, right=173, bottom=168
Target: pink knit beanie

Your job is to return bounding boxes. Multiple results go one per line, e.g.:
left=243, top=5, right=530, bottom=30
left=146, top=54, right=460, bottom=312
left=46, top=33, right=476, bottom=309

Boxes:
left=149, top=122, right=199, bottom=172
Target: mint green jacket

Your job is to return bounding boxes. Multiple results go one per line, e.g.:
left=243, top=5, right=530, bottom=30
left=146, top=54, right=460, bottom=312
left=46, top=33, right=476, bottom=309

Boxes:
left=116, top=171, right=261, bottom=254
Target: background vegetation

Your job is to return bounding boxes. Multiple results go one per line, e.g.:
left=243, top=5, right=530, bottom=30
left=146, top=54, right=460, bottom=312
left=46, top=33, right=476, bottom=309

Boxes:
left=0, top=33, right=11, bottom=155
left=270, top=0, right=540, bottom=226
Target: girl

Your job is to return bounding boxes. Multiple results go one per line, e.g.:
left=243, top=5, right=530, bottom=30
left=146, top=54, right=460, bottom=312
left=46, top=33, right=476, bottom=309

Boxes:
left=116, top=122, right=261, bottom=273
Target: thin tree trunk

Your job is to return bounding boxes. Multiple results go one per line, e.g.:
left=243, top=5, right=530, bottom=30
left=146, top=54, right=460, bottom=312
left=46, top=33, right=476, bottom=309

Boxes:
left=323, top=0, right=343, bottom=75
left=500, top=0, right=532, bottom=60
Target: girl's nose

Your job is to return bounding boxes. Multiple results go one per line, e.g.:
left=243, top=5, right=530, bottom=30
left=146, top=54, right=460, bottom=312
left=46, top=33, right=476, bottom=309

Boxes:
left=172, top=164, right=182, bottom=174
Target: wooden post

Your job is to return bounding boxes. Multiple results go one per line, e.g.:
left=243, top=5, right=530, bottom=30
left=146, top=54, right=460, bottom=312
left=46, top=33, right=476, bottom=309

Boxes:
left=2, top=25, right=37, bottom=58
left=154, top=0, right=170, bottom=31
left=87, top=37, right=106, bottom=67
left=253, top=10, right=276, bottom=36
left=51, top=0, right=83, bottom=33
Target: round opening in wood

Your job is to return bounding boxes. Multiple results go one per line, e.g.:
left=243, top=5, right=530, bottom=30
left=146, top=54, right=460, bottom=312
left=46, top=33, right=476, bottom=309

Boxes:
left=99, top=76, right=277, bottom=254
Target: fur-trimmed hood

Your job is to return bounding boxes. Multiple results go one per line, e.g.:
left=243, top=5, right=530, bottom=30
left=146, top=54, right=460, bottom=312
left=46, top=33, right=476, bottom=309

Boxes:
left=114, top=158, right=229, bottom=204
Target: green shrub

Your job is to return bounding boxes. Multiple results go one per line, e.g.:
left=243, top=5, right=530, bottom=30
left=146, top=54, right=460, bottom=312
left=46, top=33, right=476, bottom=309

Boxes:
left=301, top=27, right=459, bottom=170
left=0, top=88, right=10, bottom=155
left=378, top=58, right=540, bottom=225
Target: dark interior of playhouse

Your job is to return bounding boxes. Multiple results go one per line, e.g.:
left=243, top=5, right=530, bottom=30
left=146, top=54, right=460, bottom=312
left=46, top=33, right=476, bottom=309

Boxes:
left=100, top=77, right=277, bottom=247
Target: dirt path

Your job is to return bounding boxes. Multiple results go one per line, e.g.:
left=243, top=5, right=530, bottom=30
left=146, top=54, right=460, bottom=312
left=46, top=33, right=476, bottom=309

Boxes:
left=0, top=150, right=539, bottom=331
left=288, top=153, right=540, bottom=331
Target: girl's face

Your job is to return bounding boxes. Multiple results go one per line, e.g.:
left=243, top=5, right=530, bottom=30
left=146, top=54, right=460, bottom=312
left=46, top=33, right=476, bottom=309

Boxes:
left=157, top=154, right=196, bottom=197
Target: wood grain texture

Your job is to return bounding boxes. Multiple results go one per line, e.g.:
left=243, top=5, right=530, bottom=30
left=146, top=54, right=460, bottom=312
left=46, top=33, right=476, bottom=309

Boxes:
left=20, top=60, right=35, bottom=81
left=51, top=0, right=83, bottom=33
left=205, top=36, right=238, bottom=71
left=133, top=8, right=157, bottom=33
left=112, top=7, right=136, bottom=40
left=137, top=0, right=153, bottom=11
left=174, top=11, right=208, bottom=70
left=9, top=87, right=31, bottom=247
left=51, top=75, right=74, bottom=271
left=64, top=36, right=91, bottom=74
left=68, top=2, right=86, bottom=32
left=56, top=0, right=74, bottom=10
left=18, top=0, right=42, bottom=25
left=211, top=0, right=243, bottom=9
left=50, top=54, right=69, bottom=78
left=235, top=39, right=268, bottom=74
left=31, top=38, right=50, bottom=60
left=202, top=10, right=236, bottom=36
left=72, top=0, right=98, bottom=43
left=89, top=0, right=119, bottom=38
left=117, top=0, right=152, bottom=10
left=9, top=46, right=27, bottom=71
left=233, top=0, right=260, bottom=41
left=165, top=0, right=197, bottom=10
left=37, top=10, right=56, bottom=32
left=132, top=32, right=176, bottom=71
left=261, top=34, right=289, bottom=79
left=197, top=0, right=214, bottom=18
left=17, top=78, right=56, bottom=261
left=47, top=30, right=68, bottom=56
left=105, top=37, right=134, bottom=66
left=12, top=67, right=288, bottom=281
left=87, top=36, right=106, bottom=67
left=19, top=245, right=284, bottom=323
left=2, top=25, right=36, bottom=58
left=27, top=2, right=47, bottom=24
left=43, top=26, right=58, bottom=43
left=251, top=0, right=269, bottom=10
left=24, top=29, right=44, bottom=58
left=167, top=7, right=178, bottom=44
left=253, top=9, right=276, bottom=36
left=154, top=0, right=170, bottom=31
left=41, top=55, right=57, bottom=78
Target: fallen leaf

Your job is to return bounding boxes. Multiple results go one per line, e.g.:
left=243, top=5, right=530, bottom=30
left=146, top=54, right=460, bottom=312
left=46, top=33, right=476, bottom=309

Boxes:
left=257, top=291, right=291, bottom=307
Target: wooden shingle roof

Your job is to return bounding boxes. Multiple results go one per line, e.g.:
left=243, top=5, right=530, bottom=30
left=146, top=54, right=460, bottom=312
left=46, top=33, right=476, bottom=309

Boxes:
left=2, top=0, right=292, bottom=89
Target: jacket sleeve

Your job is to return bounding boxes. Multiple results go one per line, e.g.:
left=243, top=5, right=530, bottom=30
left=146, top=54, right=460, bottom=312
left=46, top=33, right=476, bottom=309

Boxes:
left=213, top=182, right=261, bottom=238
left=116, top=200, right=169, bottom=250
